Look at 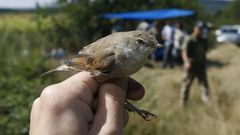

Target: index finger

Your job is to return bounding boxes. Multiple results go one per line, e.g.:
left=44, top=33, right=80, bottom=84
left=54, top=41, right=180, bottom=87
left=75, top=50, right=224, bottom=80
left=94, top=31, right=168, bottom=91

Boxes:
left=58, top=71, right=98, bottom=106
left=61, top=71, right=98, bottom=94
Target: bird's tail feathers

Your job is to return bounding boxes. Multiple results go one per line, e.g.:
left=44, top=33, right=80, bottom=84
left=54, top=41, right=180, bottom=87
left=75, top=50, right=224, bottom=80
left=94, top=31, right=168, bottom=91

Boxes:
left=41, top=64, right=80, bottom=76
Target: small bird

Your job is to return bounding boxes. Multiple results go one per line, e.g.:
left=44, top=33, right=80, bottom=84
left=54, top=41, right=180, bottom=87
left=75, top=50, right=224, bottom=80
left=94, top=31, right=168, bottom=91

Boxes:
left=43, top=30, right=164, bottom=121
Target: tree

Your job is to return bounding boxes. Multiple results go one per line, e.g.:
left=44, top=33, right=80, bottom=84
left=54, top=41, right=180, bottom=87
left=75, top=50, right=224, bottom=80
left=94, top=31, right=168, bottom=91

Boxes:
left=214, top=0, right=240, bottom=26
left=47, top=0, right=202, bottom=52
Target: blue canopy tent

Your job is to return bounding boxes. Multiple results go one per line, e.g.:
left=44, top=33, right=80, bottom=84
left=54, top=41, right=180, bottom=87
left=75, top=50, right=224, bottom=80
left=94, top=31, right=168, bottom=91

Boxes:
left=102, top=9, right=194, bottom=20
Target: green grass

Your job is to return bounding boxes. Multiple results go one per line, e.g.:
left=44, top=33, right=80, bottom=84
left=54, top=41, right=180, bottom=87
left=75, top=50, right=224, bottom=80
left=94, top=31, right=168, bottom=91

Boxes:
left=0, top=13, right=53, bottom=31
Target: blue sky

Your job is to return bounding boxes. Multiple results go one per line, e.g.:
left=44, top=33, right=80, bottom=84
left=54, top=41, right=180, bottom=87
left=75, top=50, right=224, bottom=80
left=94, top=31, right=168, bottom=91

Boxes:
left=0, top=0, right=57, bottom=9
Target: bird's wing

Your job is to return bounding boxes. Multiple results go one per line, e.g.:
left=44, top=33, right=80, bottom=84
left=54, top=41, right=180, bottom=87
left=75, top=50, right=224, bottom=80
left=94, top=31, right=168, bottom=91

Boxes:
left=79, top=33, right=118, bottom=55
left=68, top=49, right=116, bottom=77
left=78, top=43, right=94, bottom=55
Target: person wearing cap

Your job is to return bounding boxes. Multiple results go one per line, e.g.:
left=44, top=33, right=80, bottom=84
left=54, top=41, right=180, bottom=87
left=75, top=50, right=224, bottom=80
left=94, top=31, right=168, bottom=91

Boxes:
left=179, top=23, right=210, bottom=106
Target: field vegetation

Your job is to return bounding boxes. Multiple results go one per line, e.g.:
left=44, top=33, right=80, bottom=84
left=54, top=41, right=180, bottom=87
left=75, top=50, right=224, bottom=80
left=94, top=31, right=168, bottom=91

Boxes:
left=126, top=44, right=240, bottom=135
left=0, top=13, right=61, bottom=135
left=0, top=0, right=240, bottom=134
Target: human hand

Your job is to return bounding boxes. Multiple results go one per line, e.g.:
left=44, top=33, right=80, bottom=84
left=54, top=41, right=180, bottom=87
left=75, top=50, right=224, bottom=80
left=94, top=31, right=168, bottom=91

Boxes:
left=30, top=71, right=145, bottom=135
left=184, top=61, right=191, bottom=71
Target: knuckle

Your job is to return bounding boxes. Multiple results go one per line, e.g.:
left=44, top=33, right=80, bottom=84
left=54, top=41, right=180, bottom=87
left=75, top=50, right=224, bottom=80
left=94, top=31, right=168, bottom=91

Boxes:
left=40, top=84, right=65, bottom=112
left=61, top=81, right=93, bottom=106
left=32, top=98, right=40, bottom=108
left=41, top=84, right=60, bottom=100
left=76, top=82, right=93, bottom=104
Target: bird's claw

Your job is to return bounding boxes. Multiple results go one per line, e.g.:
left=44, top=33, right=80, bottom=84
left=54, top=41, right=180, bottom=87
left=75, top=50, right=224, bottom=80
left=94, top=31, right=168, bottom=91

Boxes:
left=137, top=109, right=157, bottom=121
left=124, top=101, right=156, bottom=121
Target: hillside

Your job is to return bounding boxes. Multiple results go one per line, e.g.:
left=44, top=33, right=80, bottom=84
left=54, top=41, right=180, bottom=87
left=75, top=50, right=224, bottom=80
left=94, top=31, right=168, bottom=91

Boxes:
left=125, top=44, right=240, bottom=135
left=196, top=0, right=231, bottom=13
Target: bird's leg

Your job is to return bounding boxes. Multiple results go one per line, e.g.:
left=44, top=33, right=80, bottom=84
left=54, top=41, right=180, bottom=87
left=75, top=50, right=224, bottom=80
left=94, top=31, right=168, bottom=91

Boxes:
left=124, top=100, right=156, bottom=121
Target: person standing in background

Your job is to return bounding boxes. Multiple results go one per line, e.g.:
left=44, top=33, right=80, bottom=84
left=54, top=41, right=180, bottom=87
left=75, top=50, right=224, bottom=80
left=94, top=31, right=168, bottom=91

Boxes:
left=112, top=21, right=123, bottom=33
left=137, top=20, right=150, bottom=31
left=180, top=23, right=210, bottom=106
left=147, top=21, right=158, bottom=37
left=173, top=22, right=186, bottom=64
left=161, top=21, right=175, bottom=68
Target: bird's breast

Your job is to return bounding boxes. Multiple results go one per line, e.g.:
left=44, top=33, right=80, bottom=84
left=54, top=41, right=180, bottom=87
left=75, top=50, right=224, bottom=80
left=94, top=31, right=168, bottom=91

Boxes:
left=112, top=46, right=148, bottom=76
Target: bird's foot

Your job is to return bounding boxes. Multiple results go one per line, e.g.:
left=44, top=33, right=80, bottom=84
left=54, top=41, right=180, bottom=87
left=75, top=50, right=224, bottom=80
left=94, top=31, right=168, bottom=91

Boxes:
left=124, top=100, right=156, bottom=121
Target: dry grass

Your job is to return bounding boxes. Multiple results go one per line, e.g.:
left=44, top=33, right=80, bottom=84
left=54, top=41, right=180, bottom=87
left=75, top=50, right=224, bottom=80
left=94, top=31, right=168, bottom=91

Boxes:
left=125, top=44, right=240, bottom=135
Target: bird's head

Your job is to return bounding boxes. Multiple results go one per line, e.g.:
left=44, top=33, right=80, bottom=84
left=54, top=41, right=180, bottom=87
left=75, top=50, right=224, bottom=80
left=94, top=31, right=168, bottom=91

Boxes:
left=132, top=30, right=164, bottom=51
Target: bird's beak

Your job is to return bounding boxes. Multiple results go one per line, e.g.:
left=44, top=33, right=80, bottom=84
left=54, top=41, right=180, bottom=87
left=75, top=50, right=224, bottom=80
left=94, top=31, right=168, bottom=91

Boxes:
left=155, top=43, right=165, bottom=48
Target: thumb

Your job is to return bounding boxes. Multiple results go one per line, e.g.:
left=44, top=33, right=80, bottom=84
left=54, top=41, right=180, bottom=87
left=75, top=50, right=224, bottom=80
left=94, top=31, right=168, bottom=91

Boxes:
left=90, top=79, right=127, bottom=135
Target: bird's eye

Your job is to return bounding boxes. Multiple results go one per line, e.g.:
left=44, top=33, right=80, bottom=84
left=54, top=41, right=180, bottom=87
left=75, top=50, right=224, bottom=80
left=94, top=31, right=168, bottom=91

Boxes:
left=137, top=38, right=145, bottom=45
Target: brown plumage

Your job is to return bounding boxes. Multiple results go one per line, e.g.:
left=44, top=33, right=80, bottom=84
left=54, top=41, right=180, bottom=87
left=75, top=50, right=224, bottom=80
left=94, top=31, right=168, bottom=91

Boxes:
left=43, top=30, right=164, bottom=120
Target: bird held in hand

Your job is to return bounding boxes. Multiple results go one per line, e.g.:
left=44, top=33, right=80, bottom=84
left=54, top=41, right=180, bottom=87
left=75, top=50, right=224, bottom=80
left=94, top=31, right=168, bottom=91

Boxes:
left=43, top=30, right=164, bottom=121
